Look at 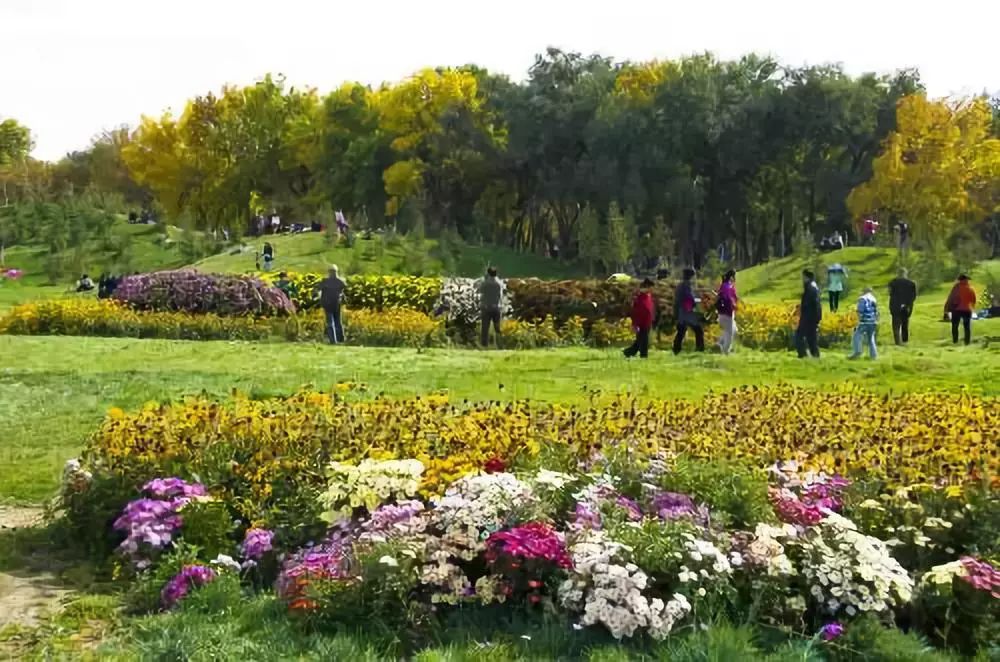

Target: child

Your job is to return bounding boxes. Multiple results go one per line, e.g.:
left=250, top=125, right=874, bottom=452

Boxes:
left=849, top=287, right=879, bottom=360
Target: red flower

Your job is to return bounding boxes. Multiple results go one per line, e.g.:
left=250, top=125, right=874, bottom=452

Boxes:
left=529, top=594, right=541, bottom=604
left=484, top=457, right=506, bottom=474
left=528, top=580, right=542, bottom=588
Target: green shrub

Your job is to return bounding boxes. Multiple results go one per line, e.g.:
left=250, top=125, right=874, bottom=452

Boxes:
left=655, top=456, right=774, bottom=529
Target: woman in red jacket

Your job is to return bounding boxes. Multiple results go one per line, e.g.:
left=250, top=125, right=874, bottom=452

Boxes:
left=624, top=278, right=656, bottom=359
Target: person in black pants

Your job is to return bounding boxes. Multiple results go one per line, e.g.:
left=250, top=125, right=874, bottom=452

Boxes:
left=945, top=275, right=977, bottom=346
left=795, top=270, right=823, bottom=358
left=887, top=268, right=917, bottom=345
left=318, top=265, right=346, bottom=344
left=672, top=268, right=705, bottom=354
left=624, top=279, right=656, bottom=359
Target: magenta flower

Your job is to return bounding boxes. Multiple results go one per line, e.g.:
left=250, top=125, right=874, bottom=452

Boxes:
left=241, top=528, right=275, bottom=561
left=161, top=564, right=216, bottom=609
left=275, top=531, right=353, bottom=609
left=649, top=491, right=710, bottom=526
left=114, top=477, right=208, bottom=567
left=959, top=556, right=1000, bottom=598
left=819, top=622, right=844, bottom=641
left=486, top=522, right=572, bottom=569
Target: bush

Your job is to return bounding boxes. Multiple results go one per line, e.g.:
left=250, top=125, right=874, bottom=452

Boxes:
left=113, top=270, right=295, bottom=317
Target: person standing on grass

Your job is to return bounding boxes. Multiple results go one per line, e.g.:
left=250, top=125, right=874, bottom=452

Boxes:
left=796, top=269, right=823, bottom=358
left=624, top=278, right=656, bottom=359
left=262, top=242, right=274, bottom=271
left=888, top=268, right=917, bottom=346
left=945, top=274, right=977, bottom=345
left=826, top=265, right=847, bottom=312
left=478, top=266, right=504, bottom=348
left=673, top=268, right=704, bottom=354
left=318, top=265, right=346, bottom=344
left=849, top=287, right=880, bottom=360
left=715, top=269, right=738, bottom=355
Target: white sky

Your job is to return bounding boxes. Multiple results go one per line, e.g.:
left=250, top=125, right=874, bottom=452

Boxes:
left=4, top=0, right=999, bottom=161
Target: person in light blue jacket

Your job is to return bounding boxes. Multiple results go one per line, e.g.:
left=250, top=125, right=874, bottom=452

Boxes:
left=849, top=287, right=879, bottom=360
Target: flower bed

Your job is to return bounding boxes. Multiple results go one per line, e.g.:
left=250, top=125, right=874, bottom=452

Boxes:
left=62, top=446, right=999, bottom=654
left=0, top=299, right=445, bottom=346
left=113, top=270, right=295, bottom=317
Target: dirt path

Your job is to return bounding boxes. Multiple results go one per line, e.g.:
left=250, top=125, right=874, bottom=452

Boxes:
left=0, top=506, right=72, bottom=629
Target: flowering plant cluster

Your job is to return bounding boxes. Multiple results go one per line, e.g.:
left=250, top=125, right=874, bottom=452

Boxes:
left=112, top=478, right=209, bottom=569
left=320, top=459, right=425, bottom=520
left=161, top=564, right=216, bottom=609
left=113, top=269, right=295, bottom=317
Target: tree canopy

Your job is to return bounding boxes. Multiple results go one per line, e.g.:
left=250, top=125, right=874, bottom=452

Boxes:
left=6, top=51, right=1000, bottom=267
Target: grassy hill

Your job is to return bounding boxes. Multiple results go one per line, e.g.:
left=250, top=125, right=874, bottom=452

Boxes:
left=193, top=231, right=586, bottom=279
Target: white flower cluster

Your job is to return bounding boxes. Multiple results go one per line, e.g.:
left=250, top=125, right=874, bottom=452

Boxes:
left=798, top=513, right=914, bottom=616
left=431, top=472, right=534, bottom=559
left=320, top=459, right=424, bottom=520
left=559, top=532, right=691, bottom=640
left=744, top=523, right=798, bottom=577
left=531, top=468, right=577, bottom=493
left=421, top=549, right=471, bottom=604
left=677, top=535, right=733, bottom=594
left=918, top=560, right=967, bottom=593
left=434, top=277, right=512, bottom=327
left=61, top=458, right=93, bottom=495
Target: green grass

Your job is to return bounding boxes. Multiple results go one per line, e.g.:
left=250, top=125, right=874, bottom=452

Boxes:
left=194, top=231, right=586, bottom=279
left=2, top=333, right=998, bottom=505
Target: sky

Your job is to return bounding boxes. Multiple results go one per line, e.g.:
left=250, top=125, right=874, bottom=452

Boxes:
left=4, top=0, right=999, bottom=161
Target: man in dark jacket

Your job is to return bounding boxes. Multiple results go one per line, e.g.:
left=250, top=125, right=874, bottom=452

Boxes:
left=624, top=279, right=656, bottom=358
left=478, top=267, right=504, bottom=347
left=672, top=268, right=704, bottom=354
left=796, top=269, right=823, bottom=358
left=318, top=265, right=346, bottom=344
left=887, top=268, right=917, bottom=345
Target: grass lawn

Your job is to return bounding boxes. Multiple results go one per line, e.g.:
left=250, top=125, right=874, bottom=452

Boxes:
left=194, top=231, right=586, bottom=280
left=2, top=333, right=998, bottom=505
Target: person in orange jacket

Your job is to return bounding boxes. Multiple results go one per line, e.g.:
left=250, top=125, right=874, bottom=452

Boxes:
left=624, top=278, right=656, bottom=358
left=945, top=274, right=977, bottom=345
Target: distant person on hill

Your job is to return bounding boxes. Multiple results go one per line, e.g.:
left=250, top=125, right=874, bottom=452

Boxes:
left=624, top=278, right=656, bottom=359
left=849, top=286, right=880, bottom=360
left=76, top=274, right=94, bottom=292
left=826, top=264, right=847, bottom=312
left=672, top=268, right=704, bottom=354
left=262, top=242, right=274, bottom=271
left=715, top=269, right=739, bottom=355
left=895, top=221, right=910, bottom=255
left=831, top=230, right=845, bottom=250
left=478, top=266, right=504, bottom=348
left=887, top=268, right=917, bottom=345
left=796, top=269, right=823, bottom=358
left=318, top=265, right=346, bottom=344
left=945, top=275, right=977, bottom=345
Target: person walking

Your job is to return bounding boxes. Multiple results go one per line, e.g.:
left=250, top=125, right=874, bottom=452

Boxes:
left=848, top=287, right=880, bottom=360
left=715, top=269, right=738, bottom=355
left=624, top=278, right=656, bottom=358
left=945, top=275, right=977, bottom=345
left=796, top=269, right=823, bottom=358
left=826, top=264, right=847, bottom=313
left=318, top=265, right=346, bottom=344
left=478, top=266, right=504, bottom=348
left=887, top=268, right=917, bottom=345
left=673, top=268, right=705, bottom=354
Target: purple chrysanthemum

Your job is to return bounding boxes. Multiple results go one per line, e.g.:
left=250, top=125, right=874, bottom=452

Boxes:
left=161, top=564, right=216, bottom=609
left=241, top=528, right=275, bottom=561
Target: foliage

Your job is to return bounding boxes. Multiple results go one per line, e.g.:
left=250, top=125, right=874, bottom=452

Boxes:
left=113, top=269, right=295, bottom=316
left=650, top=457, right=774, bottom=529
left=848, top=95, right=1000, bottom=243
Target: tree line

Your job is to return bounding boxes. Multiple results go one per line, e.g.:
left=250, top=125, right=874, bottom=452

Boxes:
left=2, top=49, right=999, bottom=270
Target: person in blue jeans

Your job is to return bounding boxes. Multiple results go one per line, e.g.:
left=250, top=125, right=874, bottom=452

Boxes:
left=318, top=265, right=346, bottom=344
left=849, top=287, right=879, bottom=360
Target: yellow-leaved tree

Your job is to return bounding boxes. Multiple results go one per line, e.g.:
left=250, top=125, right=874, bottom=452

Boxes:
left=848, top=94, right=1000, bottom=240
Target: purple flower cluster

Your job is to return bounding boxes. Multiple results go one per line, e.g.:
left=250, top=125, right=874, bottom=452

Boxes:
left=275, top=532, right=353, bottom=610
left=615, top=495, right=644, bottom=521
left=959, top=556, right=1000, bottom=598
left=113, top=477, right=207, bottom=567
left=819, top=622, right=845, bottom=641
left=359, top=500, right=425, bottom=539
left=113, top=270, right=295, bottom=317
left=571, top=503, right=602, bottom=530
left=240, top=528, right=274, bottom=562
left=485, top=522, right=573, bottom=569
left=649, top=491, right=710, bottom=526
left=143, top=477, right=207, bottom=500
left=161, top=564, right=216, bottom=609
